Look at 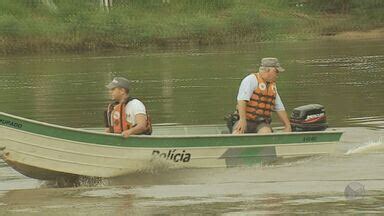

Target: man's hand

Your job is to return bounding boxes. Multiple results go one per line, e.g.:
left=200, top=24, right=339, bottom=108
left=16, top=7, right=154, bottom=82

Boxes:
left=233, top=100, right=248, bottom=134
left=122, top=129, right=134, bottom=138
left=276, top=110, right=292, bottom=133
left=233, top=118, right=246, bottom=134
left=283, top=125, right=292, bottom=132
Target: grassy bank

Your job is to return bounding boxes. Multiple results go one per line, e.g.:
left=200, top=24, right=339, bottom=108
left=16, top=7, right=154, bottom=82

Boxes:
left=1, top=0, right=383, bottom=54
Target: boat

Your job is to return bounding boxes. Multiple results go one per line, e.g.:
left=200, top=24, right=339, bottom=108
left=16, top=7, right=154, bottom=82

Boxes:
left=0, top=111, right=342, bottom=180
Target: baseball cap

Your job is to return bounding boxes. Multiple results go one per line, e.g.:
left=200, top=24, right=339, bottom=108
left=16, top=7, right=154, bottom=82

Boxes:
left=106, top=77, right=130, bottom=90
left=260, top=57, right=285, bottom=72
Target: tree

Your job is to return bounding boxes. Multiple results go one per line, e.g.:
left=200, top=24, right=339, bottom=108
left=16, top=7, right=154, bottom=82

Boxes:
left=41, top=0, right=57, bottom=12
left=101, top=0, right=113, bottom=12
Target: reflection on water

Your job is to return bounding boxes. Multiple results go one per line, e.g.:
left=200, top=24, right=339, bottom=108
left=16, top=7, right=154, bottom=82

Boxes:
left=0, top=39, right=383, bottom=128
left=0, top=127, right=383, bottom=214
left=0, top=39, right=383, bottom=214
left=347, top=116, right=384, bottom=129
left=2, top=187, right=384, bottom=215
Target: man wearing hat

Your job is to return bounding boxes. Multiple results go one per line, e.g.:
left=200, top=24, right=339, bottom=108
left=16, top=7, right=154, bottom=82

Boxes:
left=104, top=77, right=152, bottom=137
left=232, top=57, right=291, bottom=134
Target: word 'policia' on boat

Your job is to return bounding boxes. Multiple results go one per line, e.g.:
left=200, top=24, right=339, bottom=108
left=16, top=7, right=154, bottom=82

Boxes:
left=0, top=104, right=342, bottom=181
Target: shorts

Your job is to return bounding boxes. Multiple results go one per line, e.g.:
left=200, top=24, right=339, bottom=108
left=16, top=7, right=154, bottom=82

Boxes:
left=232, top=119, right=272, bottom=133
left=244, top=121, right=272, bottom=133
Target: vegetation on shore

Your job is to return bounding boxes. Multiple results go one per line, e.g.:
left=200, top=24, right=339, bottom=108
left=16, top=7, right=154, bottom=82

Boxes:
left=0, top=0, right=383, bottom=54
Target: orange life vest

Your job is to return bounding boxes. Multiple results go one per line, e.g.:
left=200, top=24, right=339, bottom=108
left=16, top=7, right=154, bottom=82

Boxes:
left=105, top=98, right=152, bottom=135
left=245, top=73, right=277, bottom=121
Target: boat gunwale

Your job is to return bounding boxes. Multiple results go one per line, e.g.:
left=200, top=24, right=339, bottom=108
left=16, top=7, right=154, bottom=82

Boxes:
left=3, top=132, right=340, bottom=153
left=0, top=112, right=343, bottom=139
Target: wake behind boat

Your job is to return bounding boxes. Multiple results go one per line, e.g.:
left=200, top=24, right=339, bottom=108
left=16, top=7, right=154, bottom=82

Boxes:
left=0, top=106, right=342, bottom=181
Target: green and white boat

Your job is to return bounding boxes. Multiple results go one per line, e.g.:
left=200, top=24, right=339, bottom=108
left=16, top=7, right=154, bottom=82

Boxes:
left=0, top=111, right=342, bottom=180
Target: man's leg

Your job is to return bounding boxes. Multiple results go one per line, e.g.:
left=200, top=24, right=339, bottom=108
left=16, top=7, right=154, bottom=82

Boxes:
left=256, top=123, right=273, bottom=134
left=233, top=121, right=273, bottom=134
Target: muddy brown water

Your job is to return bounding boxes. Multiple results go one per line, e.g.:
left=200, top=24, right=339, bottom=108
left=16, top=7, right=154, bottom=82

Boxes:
left=0, top=39, right=383, bottom=215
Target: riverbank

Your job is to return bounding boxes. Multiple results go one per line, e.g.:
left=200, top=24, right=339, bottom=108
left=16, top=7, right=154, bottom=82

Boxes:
left=330, top=28, right=384, bottom=40
left=0, top=0, right=383, bottom=54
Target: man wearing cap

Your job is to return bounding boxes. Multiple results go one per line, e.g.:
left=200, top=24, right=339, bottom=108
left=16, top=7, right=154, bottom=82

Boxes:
left=232, top=57, right=291, bottom=134
left=104, top=77, right=152, bottom=138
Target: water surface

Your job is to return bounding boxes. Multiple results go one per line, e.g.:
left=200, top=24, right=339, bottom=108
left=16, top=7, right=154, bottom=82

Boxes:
left=0, top=39, right=383, bottom=215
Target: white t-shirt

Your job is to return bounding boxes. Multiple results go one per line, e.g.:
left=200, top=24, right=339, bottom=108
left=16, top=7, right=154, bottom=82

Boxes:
left=236, top=74, right=285, bottom=111
left=124, top=99, right=147, bottom=126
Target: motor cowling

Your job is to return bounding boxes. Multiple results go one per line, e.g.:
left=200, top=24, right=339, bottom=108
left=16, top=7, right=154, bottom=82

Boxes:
left=290, top=104, right=328, bottom=131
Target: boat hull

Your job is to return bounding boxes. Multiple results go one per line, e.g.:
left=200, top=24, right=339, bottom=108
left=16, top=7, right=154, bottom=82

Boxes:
left=0, top=112, right=343, bottom=180
left=3, top=158, right=78, bottom=181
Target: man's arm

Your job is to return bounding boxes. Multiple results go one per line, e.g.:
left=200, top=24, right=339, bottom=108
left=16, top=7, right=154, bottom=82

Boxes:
left=122, top=114, right=147, bottom=138
left=233, top=100, right=247, bottom=134
left=233, top=74, right=257, bottom=134
left=104, top=109, right=112, bottom=133
left=275, top=110, right=292, bottom=132
left=274, top=92, right=291, bottom=132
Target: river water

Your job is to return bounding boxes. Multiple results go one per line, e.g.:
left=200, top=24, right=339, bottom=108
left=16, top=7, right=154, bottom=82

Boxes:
left=0, top=39, right=383, bottom=215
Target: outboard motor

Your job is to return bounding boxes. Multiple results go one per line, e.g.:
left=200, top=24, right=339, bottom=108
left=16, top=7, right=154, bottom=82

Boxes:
left=290, top=104, right=328, bottom=131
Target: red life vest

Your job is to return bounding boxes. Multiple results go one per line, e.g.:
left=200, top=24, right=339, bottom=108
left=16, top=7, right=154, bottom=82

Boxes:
left=110, top=102, right=131, bottom=133
left=105, top=97, right=152, bottom=135
left=245, top=73, right=277, bottom=121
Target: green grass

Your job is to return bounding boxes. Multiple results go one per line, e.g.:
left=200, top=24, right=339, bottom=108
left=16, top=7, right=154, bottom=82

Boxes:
left=0, top=0, right=383, bottom=54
